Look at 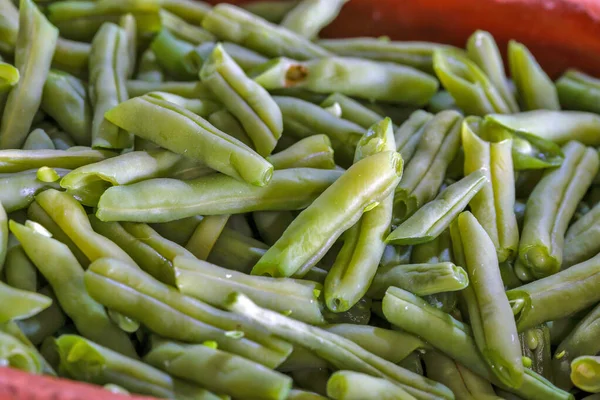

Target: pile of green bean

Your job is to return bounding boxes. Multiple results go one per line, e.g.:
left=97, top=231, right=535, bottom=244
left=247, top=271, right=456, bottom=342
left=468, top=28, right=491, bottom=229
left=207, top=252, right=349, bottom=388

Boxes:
left=0, top=0, right=599, bottom=399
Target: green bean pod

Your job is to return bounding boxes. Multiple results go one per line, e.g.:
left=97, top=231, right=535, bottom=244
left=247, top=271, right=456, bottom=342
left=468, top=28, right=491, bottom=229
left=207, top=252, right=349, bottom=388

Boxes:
left=485, top=111, right=600, bottom=146
left=318, top=38, right=463, bottom=74
left=253, top=151, right=402, bottom=278
left=382, top=287, right=574, bottom=400
left=0, top=169, right=67, bottom=213
left=208, top=228, right=268, bottom=274
left=0, top=329, right=44, bottom=374
left=136, top=49, right=164, bottom=82
left=556, top=69, right=600, bottom=113
left=96, top=168, right=341, bottom=223
left=202, top=4, right=331, bottom=60
left=280, top=0, right=348, bottom=39
left=148, top=91, right=221, bottom=117
left=0, top=0, right=57, bottom=150
left=200, top=45, right=283, bottom=157
left=105, top=93, right=274, bottom=186
left=126, top=79, right=215, bottom=98
left=119, top=14, right=136, bottom=78
left=47, top=129, right=76, bottom=150
left=159, top=0, right=210, bottom=26
left=150, top=215, right=204, bottom=246
left=0, top=62, right=19, bottom=93
left=320, top=93, right=384, bottom=129
left=0, top=0, right=18, bottom=54
left=267, top=134, right=335, bottom=170
left=387, top=169, right=486, bottom=245
left=466, top=30, right=519, bottom=113
left=393, top=110, right=462, bottom=224
left=571, top=356, right=600, bottom=393
left=186, top=41, right=269, bottom=75
left=367, top=262, right=468, bottom=299
left=462, top=117, right=519, bottom=262
left=508, top=40, right=560, bottom=111
left=562, top=201, right=600, bottom=268
left=150, top=29, right=195, bottom=80
left=174, top=256, right=325, bottom=325
left=22, top=129, right=55, bottom=151
left=159, top=9, right=215, bottom=45
left=326, top=370, right=414, bottom=400
left=287, top=389, right=328, bottom=400
left=422, top=351, right=500, bottom=400
left=507, top=252, right=600, bottom=331
left=553, top=304, right=600, bottom=390
left=410, top=228, right=452, bottom=264
left=120, top=222, right=196, bottom=262
left=10, top=220, right=138, bottom=358
left=56, top=334, right=174, bottom=398
left=84, top=258, right=293, bottom=368
left=226, top=293, right=454, bottom=400
left=184, top=214, right=229, bottom=260
left=519, top=324, right=553, bottom=381
left=451, top=211, right=524, bottom=387
left=0, top=148, right=112, bottom=174
left=433, top=49, right=511, bottom=116
left=17, top=287, right=66, bottom=346
left=394, top=110, right=434, bottom=164
left=89, top=23, right=132, bottom=150
left=145, top=339, right=292, bottom=400
left=4, top=244, right=36, bottom=292
left=206, top=109, right=253, bottom=147
left=52, top=38, right=91, bottom=80
left=0, top=280, right=50, bottom=323
left=273, top=96, right=365, bottom=167
left=254, top=56, right=438, bottom=106
left=253, top=211, right=294, bottom=246
left=517, top=141, right=599, bottom=278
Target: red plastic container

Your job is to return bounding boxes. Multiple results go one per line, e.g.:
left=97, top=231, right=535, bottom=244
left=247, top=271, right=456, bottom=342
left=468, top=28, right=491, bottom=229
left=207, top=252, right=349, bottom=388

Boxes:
left=3, top=1, right=600, bottom=399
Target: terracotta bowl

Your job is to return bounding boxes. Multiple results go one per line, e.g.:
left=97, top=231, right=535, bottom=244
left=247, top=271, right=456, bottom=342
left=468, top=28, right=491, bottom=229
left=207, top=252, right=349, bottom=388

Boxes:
left=3, top=1, right=600, bottom=399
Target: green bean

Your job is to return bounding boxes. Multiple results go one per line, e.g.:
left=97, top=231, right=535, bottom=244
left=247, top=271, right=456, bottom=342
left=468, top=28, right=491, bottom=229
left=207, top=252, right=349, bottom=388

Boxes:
left=17, top=287, right=66, bottom=346
left=433, top=49, right=511, bottom=116
left=35, top=189, right=137, bottom=266
left=172, top=378, right=225, bottom=400
left=278, top=346, right=328, bottom=372
left=323, top=324, right=428, bottom=364
left=149, top=91, right=221, bottom=117
left=52, top=37, right=90, bottom=80
left=206, top=109, right=253, bottom=147
left=485, top=110, right=600, bottom=146
left=320, top=94, right=384, bottom=129
left=226, top=293, right=454, bottom=400
left=150, top=29, right=195, bottom=80
left=242, top=0, right=299, bottom=23
left=4, top=245, right=37, bottom=292
left=60, top=149, right=189, bottom=206
left=508, top=40, right=560, bottom=111
left=517, top=141, right=599, bottom=278
left=253, top=151, right=402, bottom=278
left=22, top=129, right=55, bottom=150
left=422, top=351, right=500, bottom=400
left=159, top=9, right=214, bottom=46
left=548, top=318, right=581, bottom=346
left=280, top=0, right=348, bottom=39
left=462, top=117, right=519, bottom=262
left=451, top=211, right=523, bottom=387
left=89, top=216, right=176, bottom=286
left=47, top=129, right=76, bottom=150
left=292, top=369, right=330, bottom=397
left=253, top=211, right=294, bottom=246
left=105, top=93, right=274, bottom=186
left=367, top=262, right=468, bottom=299
left=562, top=201, right=600, bottom=268
left=120, top=222, right=196, bottom=262
left=254, top=57, right=438, bottom=106
left=519, top=324, right=552, bottom=381
left=0, top=148, right=112, bottom=174
left=10, top=220, right=138, bottom=357
left=0, top=62, right=19, bottom=93
left=394, top=110, right=434, bottom=164
left=327, top=370, right=415, bottom=400
left=427, top=90, right=460, bottom=113
left=393, top=110, right=462, bottom=224
left=200, top=45, right=283, bottom=157
left=0, top=329, right=44, bottom=374
left=322, top=296, right=371, bottom=325
left=174, top=256, right=325, bottom=325
left=96, top=168, right=342, bottom=223
left=26, top=200, right=89, bottom=267
left=56, top=334, right=174, bottom=398
left=287, top=389, right=328, bottom=400
left=324, top=118, right=396, bottom=311
left=273, top=96, right=365, bottom=167
left=0, top=0, right=18, bottom=55
left=135, top=49, right=164, bottom=82
left=1, top=320, right=56, bottom=375
left=319, top=38, right=463, bottom=74
left=556, top=69, right=600, bottom=113
left=507, top=252, right=600, bottom=331
left=466, top=30, right=519, bottom=113
left=186, top=41, right=269, bottom=74
left=0, top=279, right=50, bottom=323
left=151, top=215, right=204, bottom=245
left=382, top=287, right=573, bottom=400
left=267, top=134, right=335, bottom=170
left=0, top=169, right=67, bottom=213
left=387, top=169, right=486, bottom=245
left=0, top=0, right=57, bottom=150
left=159, top=0, right=210, bottom=26
left=202, top=4, right=331, bottom=60
left=552, top=304, right=600, bottom=389
left=89, top=23, right=132, bottom=150
left=410, top=228, right=452, bottom=264
left=126, top=79, right=215, bottom=99
left=571, top=356, right=600, bottom=393
left=145, top=338, right=292, bottom=400
left=184, top=215, right=229, bottom=260
left=119, top=14, right=136, bottom=79
left=208, top=227, right=268, bottom=273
